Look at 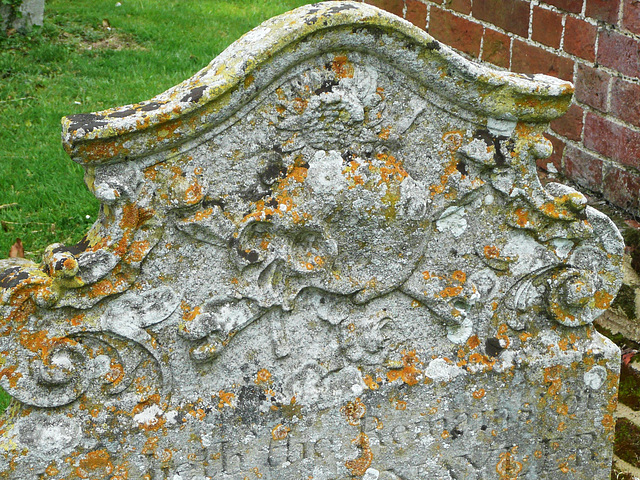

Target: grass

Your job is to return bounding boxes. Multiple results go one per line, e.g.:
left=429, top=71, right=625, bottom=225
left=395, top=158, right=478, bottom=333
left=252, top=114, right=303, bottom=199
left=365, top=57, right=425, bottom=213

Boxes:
left=0, top=0, right=314, bottom=259
left=0, top=0, right=314, bottom=410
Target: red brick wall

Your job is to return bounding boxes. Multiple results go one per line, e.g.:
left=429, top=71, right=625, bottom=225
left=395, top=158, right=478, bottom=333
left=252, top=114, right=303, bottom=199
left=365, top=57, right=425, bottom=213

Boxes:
left=359, top=0, right=640, bottom=216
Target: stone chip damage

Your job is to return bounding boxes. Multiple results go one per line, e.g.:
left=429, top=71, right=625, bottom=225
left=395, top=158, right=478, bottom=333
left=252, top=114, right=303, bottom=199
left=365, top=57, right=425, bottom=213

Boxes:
left=0, top=1, right=624, bottom=479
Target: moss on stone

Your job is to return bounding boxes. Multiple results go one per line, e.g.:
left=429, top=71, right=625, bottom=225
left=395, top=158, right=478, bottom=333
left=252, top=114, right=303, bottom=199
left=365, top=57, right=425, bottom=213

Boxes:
left=612, top=284, right=637, bottom=321
left=614, top=418, right=640, bottom=468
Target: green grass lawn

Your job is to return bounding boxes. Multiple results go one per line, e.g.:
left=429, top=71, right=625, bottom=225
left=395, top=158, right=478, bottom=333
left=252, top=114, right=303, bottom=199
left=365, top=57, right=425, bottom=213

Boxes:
left=0, top=0, right=314, bottom=411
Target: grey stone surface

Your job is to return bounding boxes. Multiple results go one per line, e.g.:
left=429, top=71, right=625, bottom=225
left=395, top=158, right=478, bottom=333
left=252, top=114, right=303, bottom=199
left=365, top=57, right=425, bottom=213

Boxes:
left=0, top=2, right=624, bottom=479
left=1, top=0, right=44, bottom=33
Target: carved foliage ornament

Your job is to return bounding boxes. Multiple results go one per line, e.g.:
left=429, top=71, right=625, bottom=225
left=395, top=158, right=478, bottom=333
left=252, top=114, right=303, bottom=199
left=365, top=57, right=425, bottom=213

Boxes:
left=0, top=2, right=623, bottom=479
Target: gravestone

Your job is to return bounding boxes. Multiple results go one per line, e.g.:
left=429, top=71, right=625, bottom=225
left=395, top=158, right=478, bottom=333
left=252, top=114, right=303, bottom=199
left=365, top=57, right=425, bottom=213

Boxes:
left=1, top=0, right=44, bottom=34
left=0, top=2, right=624, bottom=479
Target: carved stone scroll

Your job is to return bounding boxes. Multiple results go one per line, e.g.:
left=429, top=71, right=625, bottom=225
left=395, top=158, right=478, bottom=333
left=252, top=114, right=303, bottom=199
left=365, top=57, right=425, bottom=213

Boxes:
left=0, top=2, right=623, bottom=479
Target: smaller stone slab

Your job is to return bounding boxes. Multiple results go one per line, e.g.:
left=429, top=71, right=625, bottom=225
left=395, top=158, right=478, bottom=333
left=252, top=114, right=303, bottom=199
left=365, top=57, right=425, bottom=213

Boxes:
left=0, top=2, right=624, bottom=479
left=1, top=0, right=44, bottom=33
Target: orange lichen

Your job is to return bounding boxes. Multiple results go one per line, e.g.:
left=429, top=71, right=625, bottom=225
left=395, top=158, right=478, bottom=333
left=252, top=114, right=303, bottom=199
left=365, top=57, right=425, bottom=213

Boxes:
left=468, top=352, right=497, bottom=370
left=88, top=279, right=114, bottom=298
left=69, top=313, right=85, bottom=327
left=341, top=398, right=366, bottom=426
left=510, top=209, right=530, bottom=230
left=378, top=126, right=391, bottom=140
left=540, top=202, right=568, bottom=219
left=374, top=152, right=408, bottom=186
left=184, top=181, right=204, bottom=205
left=548, top=302, right=576, bottom=324
left=76, top=450, right=113, bottom=479
left=387, top=351, right=422, bottom=385
left=217, top=390, right=235, bottom=409
left=373, top=417, right=384, bottom=430
left=76, top=138, right=131, bottom=165
left=255, top=368, right=272, bottom=385
left=0, top=365, right=22, bottom=388
left=192, top=207, right=214, bottom=222
left=345, top=433, right=372, bottom=476
left=180, top=302, right=201, bottom=323
left=484, top=245, right=500, bottom=259
left=293, top=97, right=308, bottom=115
left=45, top=464, right=60, bottom=476
left=331, top=55, right=354, bottom=79
left=544, top=365, right=564, bottom=396
left=104, top=360, right=125, bottom=386
left=594, top=290, right=613, bottom=309
left=363, top=375, right=379, bottom=390
left=519, top=332, right=532, bottom=343
left=451, top=270, right=466, bottom=283
left=271, top=423, right=290, bottom=441
left=439, top=286, right=463, bottom=298
left=496, top=324, right=510, bottom=349
left=442, top=130, right=465, bottom=151
left=496, top=451, right=522, bottom=480
left=18, top=329, right=59, bottom=357
left=156, top=119, right=181, bottom=140
left=472, top=389, right=486, bottom=399
left=123, top=240, right=150, bottom=264
left=119, top=203, right=141, bottom=230
left=558, top=338, right=569, bottom=351
left=467, top=335, right=480, bottom=349
left=602, top=414, right=615, bottom=430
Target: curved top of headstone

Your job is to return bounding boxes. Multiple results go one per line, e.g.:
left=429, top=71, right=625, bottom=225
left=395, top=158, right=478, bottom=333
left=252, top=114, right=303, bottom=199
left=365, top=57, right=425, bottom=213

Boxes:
left=61, top=0, right=572, bottom=165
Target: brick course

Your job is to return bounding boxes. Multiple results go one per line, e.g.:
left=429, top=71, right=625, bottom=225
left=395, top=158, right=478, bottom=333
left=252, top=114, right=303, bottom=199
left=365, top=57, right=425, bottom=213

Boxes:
left=532, top=6, right=564, bottom=48
left=472, top=0, right=530, bottom=37
left=512, top=39, right=574, bottom=81
left=585, top=0, right=621, bottom=24
left=482, top=27, right=511, bottom=68
left=551, top=103, right=584, bottom=141
left=406, top=0, right=428, bottom=28
left=610, top=78, right=640, bottom=127
left=598, top=29, right=640, bottom=78
left=355, top=0, right=640, bottom=217
left=623, top=0, right=640, bottom=35
left=543, top=0, right=583, bottom=13
left=564, top=146, right=604, bottom=192
left=604, top=166, right=640, bottom=213
left=564, top=16, right=597, bottom=61
left=575, top=64, right=610, bottom=112
left=364, top=0, right=404, bottom=16
left=443, top=0, right=472, bottom=14
left=429, top=6, right=483, bottom=56
left=584, top=113, right=640, bottom=169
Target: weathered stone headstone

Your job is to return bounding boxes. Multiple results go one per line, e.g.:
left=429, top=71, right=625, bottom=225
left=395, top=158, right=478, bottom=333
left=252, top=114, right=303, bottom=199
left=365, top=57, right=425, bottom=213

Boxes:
left=0, top=2, right=624, bottom=478
left=1, top=0, right=44, bottom=34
